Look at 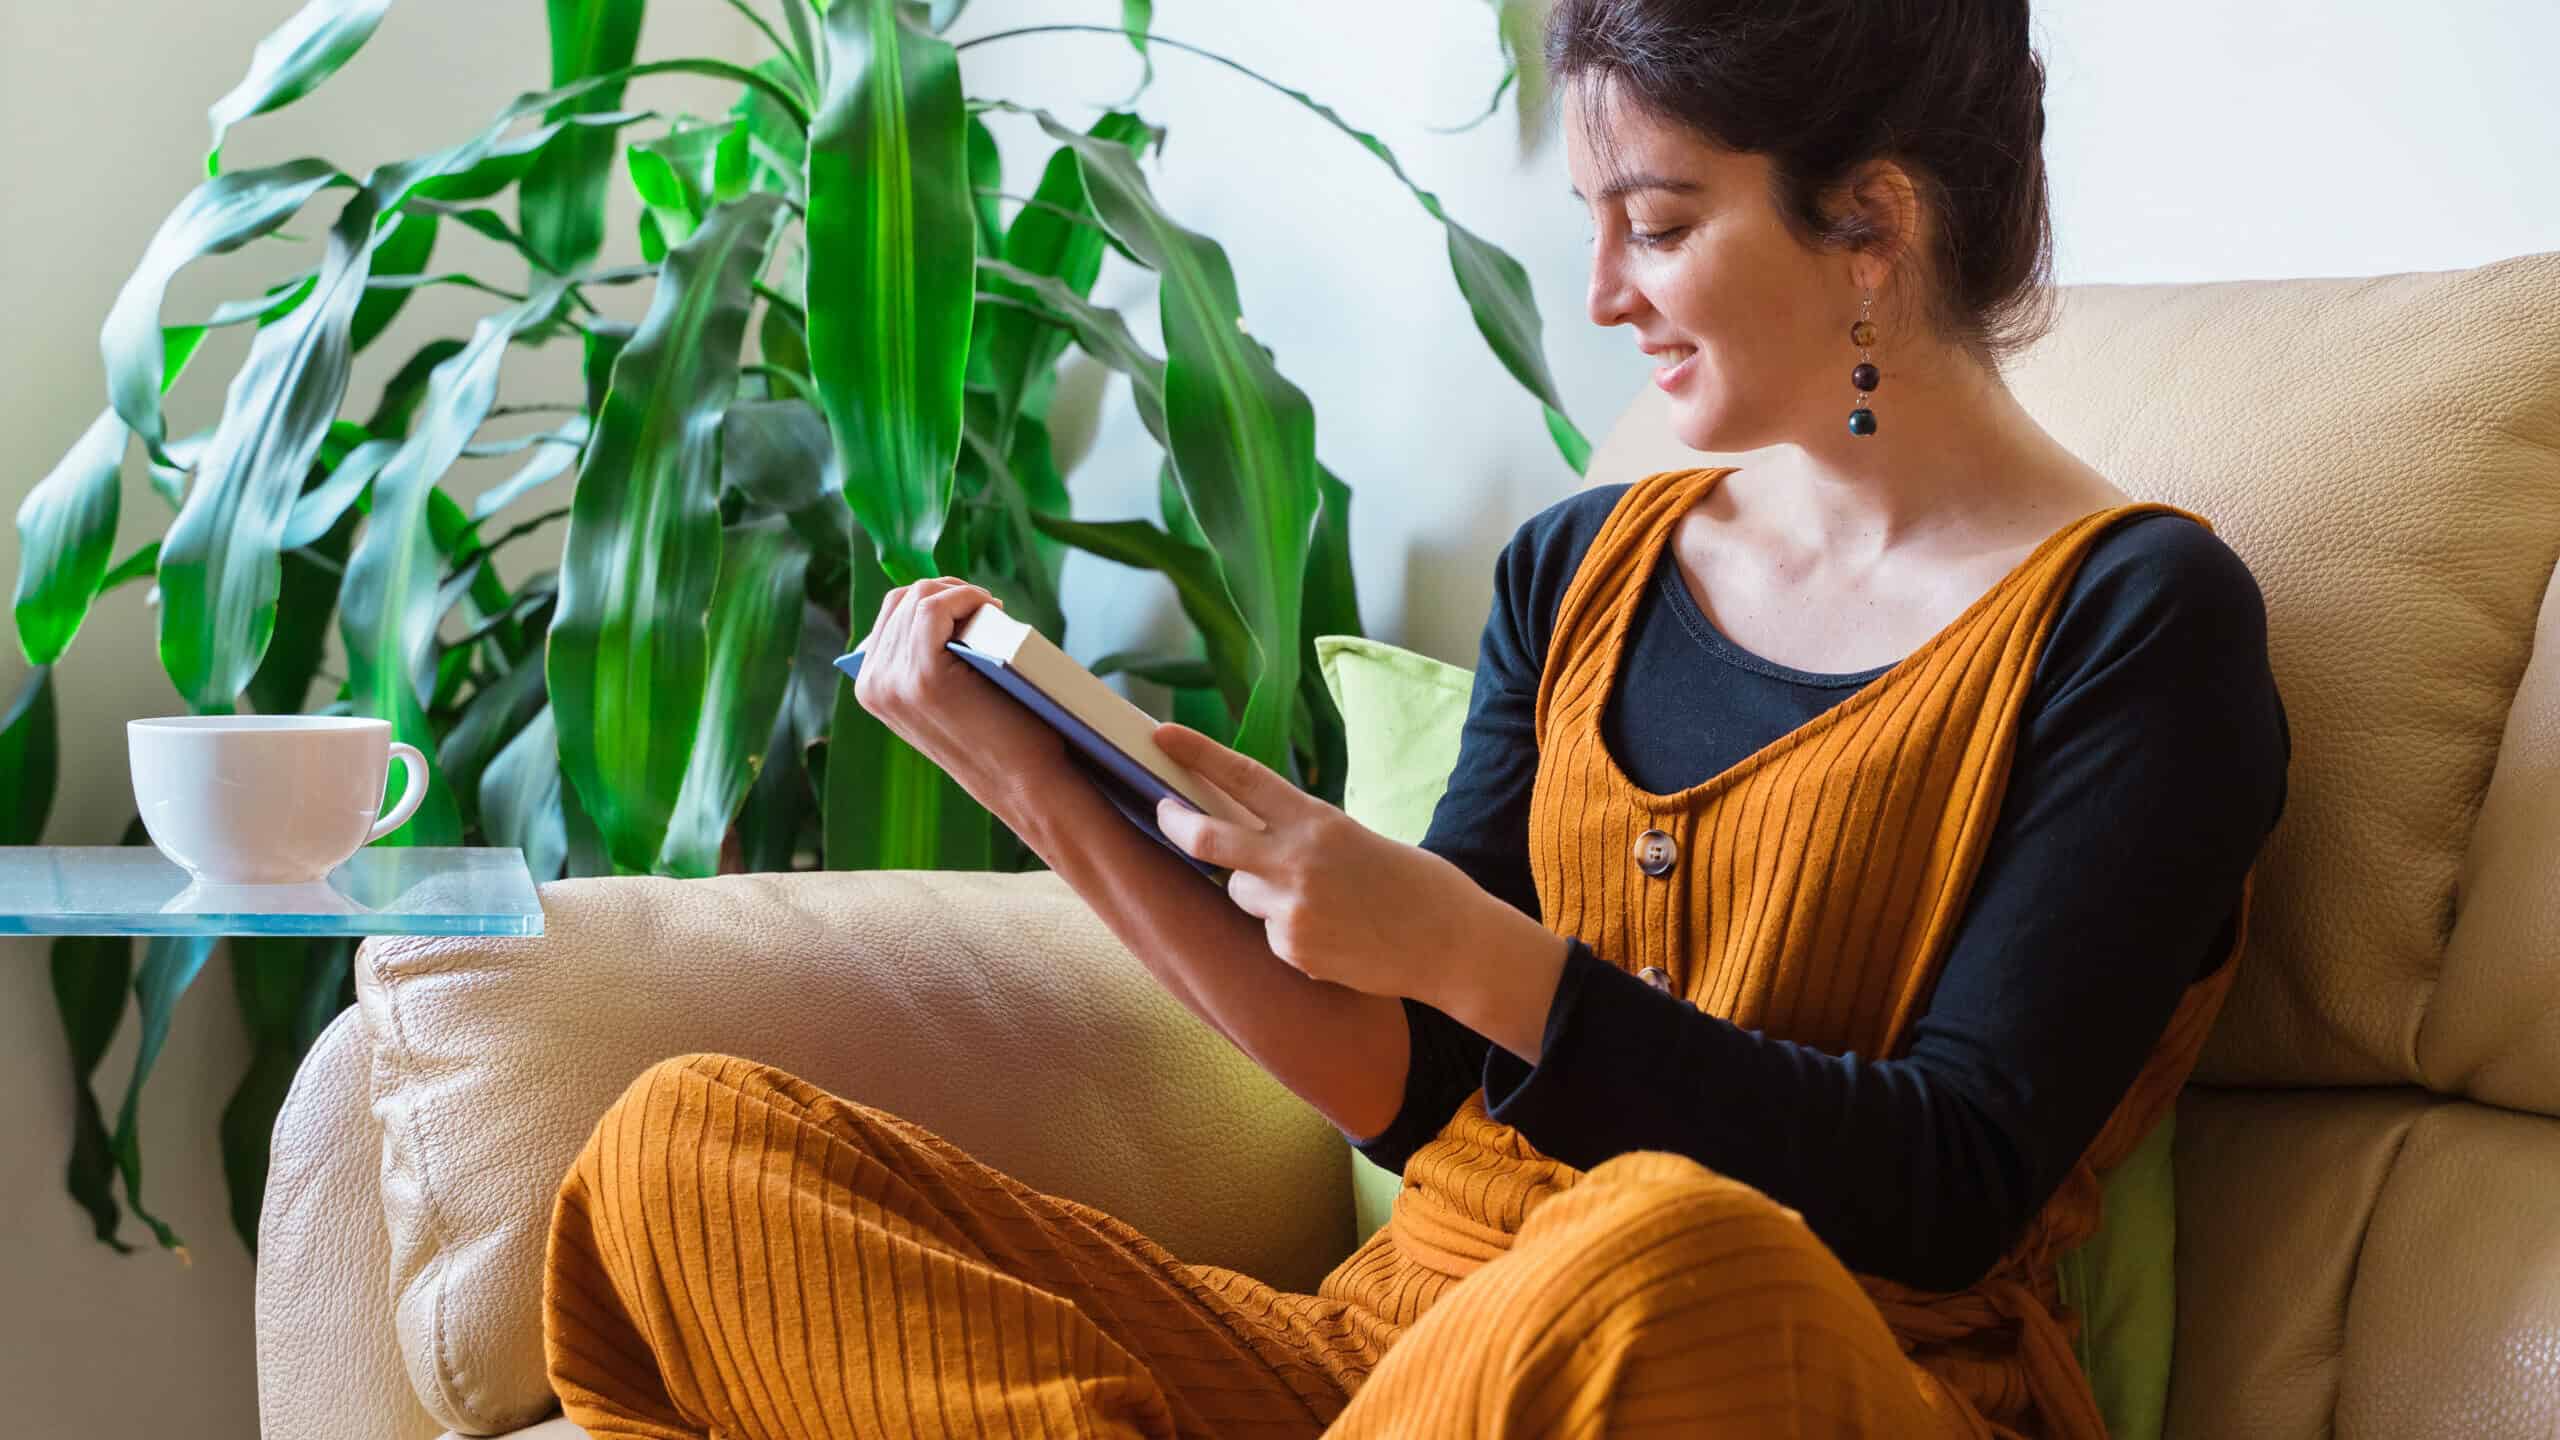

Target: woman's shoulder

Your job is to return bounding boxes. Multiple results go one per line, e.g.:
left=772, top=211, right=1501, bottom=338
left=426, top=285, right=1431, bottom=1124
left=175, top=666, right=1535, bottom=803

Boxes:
left=1484, top=482, right=1644, bottom=656
left=2037, top=510, right=2291, bottom=788
left=2059, top=509, right=2273, bottom=646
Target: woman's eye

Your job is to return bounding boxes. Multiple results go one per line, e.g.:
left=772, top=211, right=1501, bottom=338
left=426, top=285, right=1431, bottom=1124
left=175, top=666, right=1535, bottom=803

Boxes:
left=1628, top=226, right=1686, bottom=251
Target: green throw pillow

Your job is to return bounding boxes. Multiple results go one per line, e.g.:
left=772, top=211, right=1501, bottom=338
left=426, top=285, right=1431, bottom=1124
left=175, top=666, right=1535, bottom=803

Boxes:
left=1311, top=632, right=2176, bottom=1440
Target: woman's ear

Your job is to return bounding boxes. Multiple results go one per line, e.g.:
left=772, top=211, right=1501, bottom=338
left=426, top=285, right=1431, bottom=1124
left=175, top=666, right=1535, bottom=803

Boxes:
left=1832, top=158, right=1925, bottom=290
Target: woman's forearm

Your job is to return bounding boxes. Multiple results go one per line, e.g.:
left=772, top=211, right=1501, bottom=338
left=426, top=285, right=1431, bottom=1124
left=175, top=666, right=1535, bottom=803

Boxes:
left=980, top=763, right=1414, bottom=1139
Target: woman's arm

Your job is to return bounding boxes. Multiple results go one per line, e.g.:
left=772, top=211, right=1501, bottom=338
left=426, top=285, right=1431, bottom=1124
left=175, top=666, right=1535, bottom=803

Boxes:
left=852, top=575, right=1533, bottom=1140
left=993, top=756, right=1418, bottom=1137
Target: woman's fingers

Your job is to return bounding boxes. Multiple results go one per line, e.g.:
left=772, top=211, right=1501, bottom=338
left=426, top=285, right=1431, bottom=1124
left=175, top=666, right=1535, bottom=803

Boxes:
left=1152, top=723, right=1301, bottom=823
left=857, top=578, right=980, bottom=715
left=1156, top=796, right=1278, bottom=873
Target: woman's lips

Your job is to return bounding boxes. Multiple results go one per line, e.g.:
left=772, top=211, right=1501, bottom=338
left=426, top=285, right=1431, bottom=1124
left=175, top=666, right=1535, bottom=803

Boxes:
left=1651, top=347, right=1698, bottom=393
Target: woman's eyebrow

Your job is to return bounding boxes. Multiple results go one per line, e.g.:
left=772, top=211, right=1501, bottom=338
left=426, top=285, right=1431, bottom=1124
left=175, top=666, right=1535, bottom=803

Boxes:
left=1567, top=173, right=1705, bottom=204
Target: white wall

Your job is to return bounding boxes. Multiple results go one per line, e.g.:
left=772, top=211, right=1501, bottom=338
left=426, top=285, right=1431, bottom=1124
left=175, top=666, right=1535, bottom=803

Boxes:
left=2, top=1, right=2552, bottom=1435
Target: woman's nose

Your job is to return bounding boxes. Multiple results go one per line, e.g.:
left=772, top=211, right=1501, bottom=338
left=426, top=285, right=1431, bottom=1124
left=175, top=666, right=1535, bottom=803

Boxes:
left=1587, top=241, right=1640, bottom=330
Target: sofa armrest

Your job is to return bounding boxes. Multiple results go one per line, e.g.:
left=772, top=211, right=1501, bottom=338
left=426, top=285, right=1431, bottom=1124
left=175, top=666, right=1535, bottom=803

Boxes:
left=255, top=1005, right=446, bottom=1440
left=344, top=867, right=1353, bottom=1437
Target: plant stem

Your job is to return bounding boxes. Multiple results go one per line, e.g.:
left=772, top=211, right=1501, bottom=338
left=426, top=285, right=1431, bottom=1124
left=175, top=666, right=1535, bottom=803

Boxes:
left=971, top=188, right=1118, bottom=238
left=465, top=505, right=574, bottom=560
left=957, top=27, right=1428, bottom=200
left=614, top=59, right=814, bottom=133
left=752, top=281, right=806, bottom=326
left=722, top=0, right=817, bottom=102
left=743, top=364, right=821, bottom=409
left=970, top=290, right=1075, bottom=332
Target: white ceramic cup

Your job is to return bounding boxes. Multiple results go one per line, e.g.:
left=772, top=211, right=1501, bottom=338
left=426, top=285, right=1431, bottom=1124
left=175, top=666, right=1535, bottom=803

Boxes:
left=127, top=716, right=428, bottom=884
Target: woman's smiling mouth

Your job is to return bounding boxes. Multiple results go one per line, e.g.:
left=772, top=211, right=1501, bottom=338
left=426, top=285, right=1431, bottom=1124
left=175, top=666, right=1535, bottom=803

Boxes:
left=1646, top=342, right=1698, bottom=391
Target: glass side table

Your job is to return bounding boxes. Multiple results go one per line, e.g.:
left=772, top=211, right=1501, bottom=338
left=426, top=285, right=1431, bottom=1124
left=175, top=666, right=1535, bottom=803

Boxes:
left=0, top=846, right=544, bottom=938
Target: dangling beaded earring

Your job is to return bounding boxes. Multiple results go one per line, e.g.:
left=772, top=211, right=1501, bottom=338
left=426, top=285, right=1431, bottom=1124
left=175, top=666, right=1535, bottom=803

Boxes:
left=1847, top=292, right=1880, bottom=437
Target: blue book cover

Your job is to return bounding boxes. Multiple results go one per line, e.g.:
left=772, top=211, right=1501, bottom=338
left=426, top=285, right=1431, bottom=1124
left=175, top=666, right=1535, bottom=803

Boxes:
left=831, top=645, right=1231, bottom=885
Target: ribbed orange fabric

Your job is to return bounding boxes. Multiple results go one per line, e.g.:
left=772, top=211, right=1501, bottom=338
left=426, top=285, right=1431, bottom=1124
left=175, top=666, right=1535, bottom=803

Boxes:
left=542, top=464, right=2245, bottom=1438
left=1499, top=465, right=2244, bottom=1436
left=546, top=1052, right=1938, bottom=1437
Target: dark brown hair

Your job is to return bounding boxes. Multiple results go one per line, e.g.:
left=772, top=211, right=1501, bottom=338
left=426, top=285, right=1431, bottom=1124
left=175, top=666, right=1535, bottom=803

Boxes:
left=1546, top=0, right=2058, bottom=372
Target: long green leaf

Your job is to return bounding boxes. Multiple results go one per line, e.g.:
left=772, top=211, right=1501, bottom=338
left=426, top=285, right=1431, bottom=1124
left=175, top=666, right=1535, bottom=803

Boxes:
left=731, top=56, right=811, bottom=196
left=24, top=324, right=217, bottom=666
left=223, top=937, right=345, bottom=1250
left=954, top=388, right=1064, bottom=637
left=248, top=495, right=355, bottom=718
left=349, top=210, right=437, bottom=354
left=725, top=0, right=815, bottom=102
left=521, top=0, right=647, bottom=274
left=102, top=158, right=349, bottom=464
left=112, top=936, right=218, bottom=1256
left=403, top=110, right=653, bottom=214
left=340, top=283, right=566, bottom=842
left=204, top=0, right=393, bottom=174
left=723, top=399, right=850, bottom=559
left=155, top=189, right=380, bottom=714
left=1297, top=466, right=1361, bottom=803
left=965, top=113, right=1004, bottom=263
left=627, top=120, right=750, bottom=252
left=280, top=436, right=396, bottom=549
left=483, top=704, right=568, bottom=882
left=102, top=542, right=160, bottom=595
left=978, top=113, right=1152, bottom=443
left=1142, top=43, right=1588, bottom=471
left=659, top=518, right=810, bottom=875
left=806, top=0, right=974, bottom=584
left=975, top=257, right=1169, bottom=446
left=1029, top=109, right=1318, bottom=767
left=738, top=602, right=839, bottom=871
left=826, top=524, right=992, bottom=871
left=159, top=90, right=609, bottom=714
left=976, top=39, right=1590, bottom=471
left=2, top=666, right=58, bottom=844
left=551, top=194, right=785, bottom=873
left=14, top=413, right=126, bottom=667
left=438, top=655, right=549, bottom=833
left=1008, top=374, right=1071, bottom=591
left=467, top=416, right=591, bottom=522
left=1118, top=0, right=1155, bottom=100
left=1028, top=511, right=1253, bottom=719
left=50, top=934, right=135, bottom=1250
left=368, top=338, right=468, bottom=437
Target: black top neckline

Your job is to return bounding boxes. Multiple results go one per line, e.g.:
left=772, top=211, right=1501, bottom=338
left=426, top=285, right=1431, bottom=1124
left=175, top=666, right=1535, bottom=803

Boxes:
left=1651, top=556, right=1896, bottom=690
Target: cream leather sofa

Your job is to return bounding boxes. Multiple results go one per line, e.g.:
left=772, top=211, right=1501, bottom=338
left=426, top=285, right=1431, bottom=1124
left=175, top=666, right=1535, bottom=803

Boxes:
left=255, top=251, right=2560, bottom=1440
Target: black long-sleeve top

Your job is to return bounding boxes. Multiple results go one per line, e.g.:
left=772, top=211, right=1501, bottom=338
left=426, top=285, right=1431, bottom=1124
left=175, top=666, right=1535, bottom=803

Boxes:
left=1350, top=483, right=2291, bottom=1292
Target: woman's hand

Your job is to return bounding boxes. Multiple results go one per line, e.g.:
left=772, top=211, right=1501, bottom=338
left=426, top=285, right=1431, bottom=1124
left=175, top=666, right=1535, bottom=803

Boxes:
left=1152, top=722, right=1567, bottom=1029
left=851, top=578, right=1070, bottom=805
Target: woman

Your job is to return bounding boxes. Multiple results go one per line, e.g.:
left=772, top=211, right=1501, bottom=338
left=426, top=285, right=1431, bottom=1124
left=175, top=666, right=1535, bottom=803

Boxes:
left=542, top=0, right=2290, bottom=1435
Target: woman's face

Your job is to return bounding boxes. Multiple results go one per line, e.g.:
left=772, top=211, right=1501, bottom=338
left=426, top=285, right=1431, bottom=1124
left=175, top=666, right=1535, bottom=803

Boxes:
left=1564, top=81, right=1873, bottom=454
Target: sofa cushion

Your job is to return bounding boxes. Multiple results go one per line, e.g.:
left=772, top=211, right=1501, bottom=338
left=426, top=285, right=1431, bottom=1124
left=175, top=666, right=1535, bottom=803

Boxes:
left=1315, top=634, right=1477, bottom=1244
left=356, top=869, right=1354, bottom=1436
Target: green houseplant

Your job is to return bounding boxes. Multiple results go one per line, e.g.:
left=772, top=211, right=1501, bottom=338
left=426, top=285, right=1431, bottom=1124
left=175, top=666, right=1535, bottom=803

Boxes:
left=6, top=0, right=1577, bottom=1255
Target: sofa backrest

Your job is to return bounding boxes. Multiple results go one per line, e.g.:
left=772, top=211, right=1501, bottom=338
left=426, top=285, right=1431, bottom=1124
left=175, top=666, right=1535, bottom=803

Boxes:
left=1585, top=251, right=2560, bottom=1440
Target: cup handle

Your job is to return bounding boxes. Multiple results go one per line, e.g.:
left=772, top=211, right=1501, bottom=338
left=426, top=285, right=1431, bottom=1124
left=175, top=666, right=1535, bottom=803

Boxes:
left=366, top=742, right=430, bottom=843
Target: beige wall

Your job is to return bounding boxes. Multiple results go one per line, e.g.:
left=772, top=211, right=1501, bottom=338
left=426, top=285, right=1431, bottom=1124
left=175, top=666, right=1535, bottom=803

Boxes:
left=4, top=0, right=2553, bottom=1436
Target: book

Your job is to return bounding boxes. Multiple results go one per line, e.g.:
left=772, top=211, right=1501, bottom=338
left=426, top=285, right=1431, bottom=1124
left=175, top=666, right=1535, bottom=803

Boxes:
left=833, top=604, right=1261, bottom=884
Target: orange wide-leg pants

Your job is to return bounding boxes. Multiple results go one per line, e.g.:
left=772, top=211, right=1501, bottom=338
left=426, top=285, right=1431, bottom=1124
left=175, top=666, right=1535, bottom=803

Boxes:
left=542, top=1053, right=1971, bottom=1439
